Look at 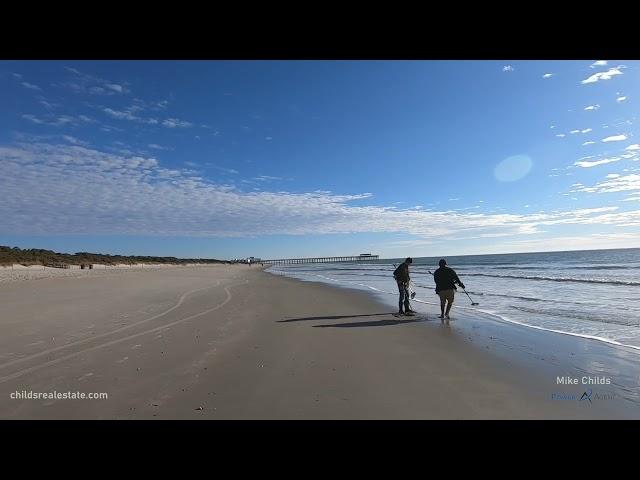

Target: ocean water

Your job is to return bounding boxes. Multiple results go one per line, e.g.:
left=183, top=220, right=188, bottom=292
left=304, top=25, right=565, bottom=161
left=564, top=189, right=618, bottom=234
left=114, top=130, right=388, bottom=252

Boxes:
left=267, top=248, right=640, bottom=351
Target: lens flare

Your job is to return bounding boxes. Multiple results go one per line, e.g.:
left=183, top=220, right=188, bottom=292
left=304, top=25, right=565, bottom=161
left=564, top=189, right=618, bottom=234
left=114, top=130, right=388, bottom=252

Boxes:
left=494, top=155, right=533, bottom=182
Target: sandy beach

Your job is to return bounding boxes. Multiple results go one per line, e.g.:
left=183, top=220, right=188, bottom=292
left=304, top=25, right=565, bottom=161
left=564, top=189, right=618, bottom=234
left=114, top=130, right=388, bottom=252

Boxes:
left=0, top=263, right=212, bottom=284
left=0, top=264, right=638, bottom=419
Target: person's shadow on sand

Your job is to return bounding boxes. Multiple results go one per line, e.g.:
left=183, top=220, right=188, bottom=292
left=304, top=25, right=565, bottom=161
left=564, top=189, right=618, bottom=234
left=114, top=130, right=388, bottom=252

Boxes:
left=278, top=313, right=431, bottom=328
left=312, top=318, right=429, bottom=328
left=278, top=313, right=391, bottom=323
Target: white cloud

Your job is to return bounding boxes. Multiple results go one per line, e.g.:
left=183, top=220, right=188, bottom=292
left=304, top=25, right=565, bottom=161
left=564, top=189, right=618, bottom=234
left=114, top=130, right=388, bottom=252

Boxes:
left=472, top=233, right=640, bottom=256
left=582, top=141, right=596, bottom=146
left=503, top=65, right=514, bottom=72
left=617, top=96, right=627, bottom=103
left=254, top=175, right=282, bottom=182
left=21, top=114, right=93, bottom=127
left=78, top=115, right=95, bottom=123
left=21, top=82, right=42, bottom=91
left=162, top=118, right=193, bottom=128
left=606, top=174, right=621, bottom=179
left=106, top=84, right=124, bottom=93
left=4, top=142, right=640, bottom=240
left=103, top=107, right=190, bottom=128
left=21, top=114, right=45, bottom=124
left=62, top=135, right=89, bottom=146
left=556, top=134, right=566, bottom=138
left=570, top=130, right=580, bottom=134
left=62, top=67, right=130, bottom=95
left=602, top=134, right=627, bottom=143
left=581, top=128, right=592, bottom=133
left=39, top=99, right=58, bottom=110
left=206, top=164, right=239, bottom=175
left=148, top=144, right=169, bottom=150
left=590, top=60, right=608, bottom=68
left=581, top=66, right=625, bottom=84
left=626, top=144, right=640, bottom=151
left=542, top=73, right=554, bottom=79
left=574, top=157, right=621, bottom=168
left=584, top=105, right=600, bottom=111
left=104, top=108, right=138, bottom=121
left=573, top=174, right=640, bottom=194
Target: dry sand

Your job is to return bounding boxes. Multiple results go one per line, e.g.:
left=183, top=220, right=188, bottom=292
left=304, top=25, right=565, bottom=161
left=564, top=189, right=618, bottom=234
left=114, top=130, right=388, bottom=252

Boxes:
left=0, top=265, right=637, bottom=419
left=0, top=263, right=218, bottom=283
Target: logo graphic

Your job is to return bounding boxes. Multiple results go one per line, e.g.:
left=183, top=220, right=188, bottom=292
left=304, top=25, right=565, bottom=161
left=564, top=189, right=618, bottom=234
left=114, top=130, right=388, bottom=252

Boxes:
left=579, top=389, right=593, bottom=404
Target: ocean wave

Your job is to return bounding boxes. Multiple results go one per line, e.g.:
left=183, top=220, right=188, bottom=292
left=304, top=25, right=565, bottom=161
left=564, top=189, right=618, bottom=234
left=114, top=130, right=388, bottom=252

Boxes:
left=510, top=305, right=640, bottom=327
left=462, top=272, right=640, bottom=286
left=469, top=292, right=541, bottom=302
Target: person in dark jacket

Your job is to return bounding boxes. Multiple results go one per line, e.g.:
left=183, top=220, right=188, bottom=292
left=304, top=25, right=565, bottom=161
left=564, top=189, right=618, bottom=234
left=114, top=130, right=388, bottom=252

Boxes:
left=393, top=257, right=415, bottom=316
left=433, top=259, right=465, bottom=320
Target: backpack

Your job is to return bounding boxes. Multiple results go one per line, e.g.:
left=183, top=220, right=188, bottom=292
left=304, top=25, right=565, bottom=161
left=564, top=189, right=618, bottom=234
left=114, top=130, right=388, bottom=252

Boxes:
left=393, top=264, right=401, bottom=281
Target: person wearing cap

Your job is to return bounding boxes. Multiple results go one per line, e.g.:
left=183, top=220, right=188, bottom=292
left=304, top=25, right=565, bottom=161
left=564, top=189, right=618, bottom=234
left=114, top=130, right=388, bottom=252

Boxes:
left=433, top=259, right=465, bottom=320
left=393, top=257, right=415, bottom=316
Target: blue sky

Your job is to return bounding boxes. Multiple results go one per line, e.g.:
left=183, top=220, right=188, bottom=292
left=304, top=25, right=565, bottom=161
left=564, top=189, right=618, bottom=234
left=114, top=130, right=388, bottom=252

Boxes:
left=1, top=60, right=639, bottom=259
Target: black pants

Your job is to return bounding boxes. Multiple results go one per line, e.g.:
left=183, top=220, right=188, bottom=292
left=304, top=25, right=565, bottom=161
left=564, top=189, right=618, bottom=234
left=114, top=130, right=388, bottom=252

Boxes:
left=397, top=282, right=411, bottom=313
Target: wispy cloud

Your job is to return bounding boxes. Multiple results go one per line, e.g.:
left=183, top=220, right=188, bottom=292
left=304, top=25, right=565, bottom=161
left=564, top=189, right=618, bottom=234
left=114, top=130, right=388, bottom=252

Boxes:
left=131, top=98, right=169, bottom=111
left=102, top=106, right=192, bottom=129
left=542, top=73, right=554, bottom=79
left=574, top=157, right=622, bottom=168
left=148, top=143, right=170, bottom=150
left=582, top=141, right=596, bottom=146
left=99, top=125, right=124, bottom=133
left=61, top=67, right=129, bottom=95
left=21, top=114, right=94, bottom=127
left=103, top=106, right=159, bottom=124
left=602, top=134, right=628, bottom=143
left=581, top=66, right=625, bottom=84
left=254, top=175, right=283, bottom=182
left=584, top=104, right=600, bottom=111
left=162, top=118, right=193, bottom=128
left=39, top=99, right=59, bottom=110
left=617, top=96, right=627, bottom=103
left=205, top=164, right=239, bottom=175
left=2, top=142, right=640, bottom=239
left=570, top=128, right=593, bottom=135
left=626, top=144, right=640, bottom=151
left=21, top=82, right=42, bottom=91
left=572, top=174, right=640, bottom=195
left=590, top=60, right=608, bottom=68
left=502, top=65, right=514, bottom=72
left=61, top=135, right=90, bottom=146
